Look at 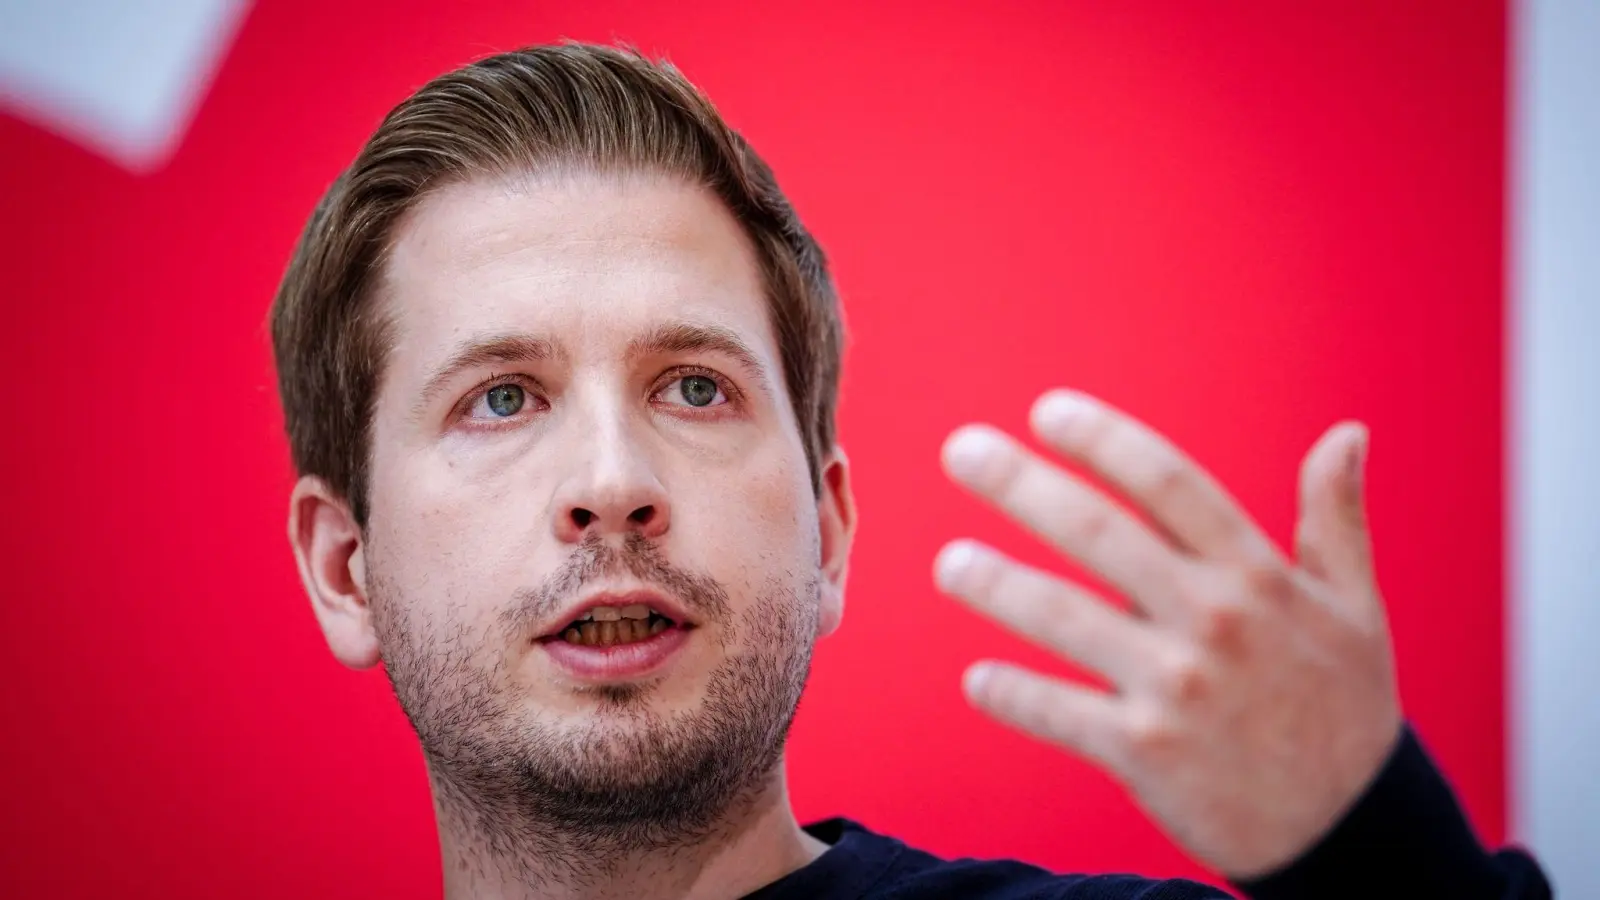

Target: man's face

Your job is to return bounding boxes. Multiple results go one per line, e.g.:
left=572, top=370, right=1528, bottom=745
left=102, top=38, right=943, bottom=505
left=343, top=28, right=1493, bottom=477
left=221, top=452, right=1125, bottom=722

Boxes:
left=299, top=169, right=850, bottom=838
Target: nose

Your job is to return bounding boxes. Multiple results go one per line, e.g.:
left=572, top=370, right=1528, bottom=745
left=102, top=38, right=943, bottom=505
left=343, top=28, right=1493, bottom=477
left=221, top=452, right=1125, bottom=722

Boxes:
left=550, top=420, right=672, bottom=545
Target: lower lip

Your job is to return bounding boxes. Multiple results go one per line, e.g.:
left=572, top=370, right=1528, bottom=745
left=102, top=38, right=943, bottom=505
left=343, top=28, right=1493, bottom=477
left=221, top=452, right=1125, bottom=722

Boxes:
left=539, top=626, right=693, bottom=681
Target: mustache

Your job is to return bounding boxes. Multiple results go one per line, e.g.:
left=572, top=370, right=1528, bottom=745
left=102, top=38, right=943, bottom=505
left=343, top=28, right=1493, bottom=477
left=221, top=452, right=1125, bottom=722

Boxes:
left=500, top=533, right=732, bottom=636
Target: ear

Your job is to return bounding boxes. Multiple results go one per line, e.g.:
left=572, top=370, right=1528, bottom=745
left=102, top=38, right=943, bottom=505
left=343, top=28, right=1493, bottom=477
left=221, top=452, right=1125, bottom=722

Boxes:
left=288, top=476, right=381, bottom=670
left=814, top=447, right=857, bottom=639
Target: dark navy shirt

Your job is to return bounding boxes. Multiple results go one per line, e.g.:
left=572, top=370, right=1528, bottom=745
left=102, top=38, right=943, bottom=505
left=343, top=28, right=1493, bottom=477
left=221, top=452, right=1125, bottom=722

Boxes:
left=744, top=728, right=1551, bottom=899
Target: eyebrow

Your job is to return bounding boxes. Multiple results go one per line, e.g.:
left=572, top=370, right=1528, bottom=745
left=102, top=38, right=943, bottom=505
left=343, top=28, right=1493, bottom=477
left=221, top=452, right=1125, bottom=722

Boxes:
left=409, top=322, right=775, bottom=421
left=412, top=333, right=563, bottom=421
left=626, top=322, right=774, bottom=398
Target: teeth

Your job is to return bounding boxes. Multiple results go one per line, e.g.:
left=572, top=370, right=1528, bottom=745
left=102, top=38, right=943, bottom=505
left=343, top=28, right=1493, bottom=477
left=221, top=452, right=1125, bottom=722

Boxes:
left=576, top=605, right=656, bottom=621
left=559, top=616, right=673, bottom=645
left=572, top=604, right=661, bottom=624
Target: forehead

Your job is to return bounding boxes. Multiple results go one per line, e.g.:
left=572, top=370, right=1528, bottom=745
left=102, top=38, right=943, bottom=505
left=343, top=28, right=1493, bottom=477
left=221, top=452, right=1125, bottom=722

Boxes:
left=378, top=169, right=777, bottom=373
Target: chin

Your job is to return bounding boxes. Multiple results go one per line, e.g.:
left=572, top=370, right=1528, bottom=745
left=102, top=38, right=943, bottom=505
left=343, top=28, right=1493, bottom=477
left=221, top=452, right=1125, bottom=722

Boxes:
left=579, top=681, right=658, bottom=708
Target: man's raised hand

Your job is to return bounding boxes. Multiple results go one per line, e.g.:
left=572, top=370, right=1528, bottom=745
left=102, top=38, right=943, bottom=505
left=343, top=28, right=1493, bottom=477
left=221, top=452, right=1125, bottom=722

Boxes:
left=934, top=390, right=1403, bottom=880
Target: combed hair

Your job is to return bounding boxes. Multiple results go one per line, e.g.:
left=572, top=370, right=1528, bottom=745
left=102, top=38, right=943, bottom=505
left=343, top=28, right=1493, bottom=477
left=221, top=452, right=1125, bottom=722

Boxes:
left=270, top=43, right=843, bottom=525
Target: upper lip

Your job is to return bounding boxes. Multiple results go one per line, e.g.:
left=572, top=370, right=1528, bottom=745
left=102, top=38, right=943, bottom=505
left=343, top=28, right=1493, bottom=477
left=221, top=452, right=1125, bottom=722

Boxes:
left=536, top=588, right=695, bottom=639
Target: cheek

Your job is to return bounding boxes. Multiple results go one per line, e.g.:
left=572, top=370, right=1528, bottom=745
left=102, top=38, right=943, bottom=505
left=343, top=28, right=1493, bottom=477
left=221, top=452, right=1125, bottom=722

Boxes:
left=684, top=444, right=818, bottom=581
left=366, top=444, right=545, bottom=615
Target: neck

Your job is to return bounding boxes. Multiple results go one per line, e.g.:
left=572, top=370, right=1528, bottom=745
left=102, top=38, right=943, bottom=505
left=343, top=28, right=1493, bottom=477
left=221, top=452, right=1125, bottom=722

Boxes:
left=432, top=759, right=827, bottom=900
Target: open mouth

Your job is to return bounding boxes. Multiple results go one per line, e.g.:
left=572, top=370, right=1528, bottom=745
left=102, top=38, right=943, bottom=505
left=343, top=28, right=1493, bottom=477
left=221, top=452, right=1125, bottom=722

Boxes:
left=544, top=604, right=685, bottom=648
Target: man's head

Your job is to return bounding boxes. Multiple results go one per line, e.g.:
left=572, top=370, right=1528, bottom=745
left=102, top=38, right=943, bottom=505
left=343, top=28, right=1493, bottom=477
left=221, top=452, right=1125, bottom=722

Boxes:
left=271, top=44, right=855, bottom=852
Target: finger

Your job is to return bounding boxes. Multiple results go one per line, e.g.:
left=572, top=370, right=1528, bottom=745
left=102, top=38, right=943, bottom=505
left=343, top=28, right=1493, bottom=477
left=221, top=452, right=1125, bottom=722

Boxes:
left=942, top=425, right=1185, bottom=621
left=1294, top=421, right=1375, bottom=595
left=963, top=660, right=1125, bottom=768
left=1029, top=390, right=1280, bottom=566
left=935, top=539, right=1169, bottom=688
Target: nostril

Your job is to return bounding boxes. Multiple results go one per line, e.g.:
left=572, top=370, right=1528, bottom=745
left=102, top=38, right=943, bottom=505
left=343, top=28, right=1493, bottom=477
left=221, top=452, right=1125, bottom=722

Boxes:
left=565, top=505, right=660, bottom=534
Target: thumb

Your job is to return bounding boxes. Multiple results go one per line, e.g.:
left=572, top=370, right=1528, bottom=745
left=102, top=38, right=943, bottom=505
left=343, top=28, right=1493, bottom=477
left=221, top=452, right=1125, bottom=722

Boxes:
left=1294, top=421, right=1374, bottom=593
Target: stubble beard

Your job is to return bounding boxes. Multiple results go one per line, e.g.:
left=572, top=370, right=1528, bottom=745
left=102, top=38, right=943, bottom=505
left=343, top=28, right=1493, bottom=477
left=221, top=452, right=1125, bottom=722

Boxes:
left=369, top=534, right=819, bottom=884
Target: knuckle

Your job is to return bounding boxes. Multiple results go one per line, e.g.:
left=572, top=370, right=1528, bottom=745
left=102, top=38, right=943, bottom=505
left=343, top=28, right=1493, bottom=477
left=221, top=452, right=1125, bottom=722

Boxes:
left=1037, top=616, right=1083, bottom=658
left=1121, top=705, right=1180, bottom=760
left=999, top=578, right=1053, bottom=632
left=1141, top=457, right=1191, bottom=507
left=1193, top=595, right=1248, bottom=649
left=993, top=560, right=1049, bottom=608
left=1243, top=563, right=1297, bottom=606
left=1044, top=712, right=1088, bottom=748
left=1070, top=504, right=1117, bottom=551
left=1037, top=696, right=1078, bottom=739
left=1155, top=651, right=1211, bottom=705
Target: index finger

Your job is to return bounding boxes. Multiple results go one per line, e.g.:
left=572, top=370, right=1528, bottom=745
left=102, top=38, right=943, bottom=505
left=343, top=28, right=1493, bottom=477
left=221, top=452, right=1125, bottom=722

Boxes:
left=941, top=424, right=1187, bottom=620
left=1029, top=390, right=1280, bottom=566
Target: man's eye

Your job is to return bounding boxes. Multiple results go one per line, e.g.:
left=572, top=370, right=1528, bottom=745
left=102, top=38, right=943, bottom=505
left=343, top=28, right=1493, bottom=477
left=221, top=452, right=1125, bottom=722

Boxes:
left=662, top=374, right=726, bottom=408
left=472, top=383, right=526, bottom=418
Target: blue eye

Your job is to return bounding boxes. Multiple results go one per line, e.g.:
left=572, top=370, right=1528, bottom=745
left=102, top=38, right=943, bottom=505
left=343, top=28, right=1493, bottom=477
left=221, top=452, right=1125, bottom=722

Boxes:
left=485, top=384, right=525, bottom=417
left=679, top=375, right=719, bottom=407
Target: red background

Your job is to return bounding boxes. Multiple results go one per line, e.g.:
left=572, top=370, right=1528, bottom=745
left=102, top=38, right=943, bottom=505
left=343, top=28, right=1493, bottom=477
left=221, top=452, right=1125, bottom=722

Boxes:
left=0, top=1, right=1507, bottom=896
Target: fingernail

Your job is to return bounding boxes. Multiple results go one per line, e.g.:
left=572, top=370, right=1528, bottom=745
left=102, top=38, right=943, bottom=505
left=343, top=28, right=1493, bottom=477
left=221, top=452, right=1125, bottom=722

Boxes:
left=943, top=426, right=1003, bottom=482
left=935, top=540, right=978, bottom=591
left=963, top=662, right=995, bottom=700
left=1032, top=390, right=1087, bottom=436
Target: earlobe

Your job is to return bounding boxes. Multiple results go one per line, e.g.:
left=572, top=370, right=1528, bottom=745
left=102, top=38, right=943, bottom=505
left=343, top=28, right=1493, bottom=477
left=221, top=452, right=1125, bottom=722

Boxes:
left=815, top=449, right=857, bottom=638
left=288, top=476, right=382, bottom=670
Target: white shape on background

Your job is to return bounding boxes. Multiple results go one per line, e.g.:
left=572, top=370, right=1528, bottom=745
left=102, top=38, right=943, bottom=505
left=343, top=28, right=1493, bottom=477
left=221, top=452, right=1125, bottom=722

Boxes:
left=0, top=0, right=251, bottom=172
left=1512, top=0, right=1600, bottom=893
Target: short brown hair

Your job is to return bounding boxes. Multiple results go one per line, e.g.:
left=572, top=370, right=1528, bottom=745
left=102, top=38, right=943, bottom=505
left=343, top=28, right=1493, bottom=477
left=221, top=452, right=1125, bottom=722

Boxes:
left=271, top=43, right=843, bottom=526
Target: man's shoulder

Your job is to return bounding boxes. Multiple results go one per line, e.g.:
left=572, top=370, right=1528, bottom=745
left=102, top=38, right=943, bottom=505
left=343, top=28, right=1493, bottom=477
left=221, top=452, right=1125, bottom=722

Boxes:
left=744, top=818, right=1230, bottom=900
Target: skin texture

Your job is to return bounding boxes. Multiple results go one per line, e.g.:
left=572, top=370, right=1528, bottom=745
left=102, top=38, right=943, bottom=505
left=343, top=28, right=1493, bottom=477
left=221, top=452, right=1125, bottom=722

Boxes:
left=288, top=169, right=855, bottom=900
left=287, top=167, right=1404, bottom=897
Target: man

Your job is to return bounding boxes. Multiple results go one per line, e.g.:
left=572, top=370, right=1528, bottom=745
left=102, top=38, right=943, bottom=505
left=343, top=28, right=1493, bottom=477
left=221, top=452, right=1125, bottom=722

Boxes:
left=270, top=43, right=1550, bottom=899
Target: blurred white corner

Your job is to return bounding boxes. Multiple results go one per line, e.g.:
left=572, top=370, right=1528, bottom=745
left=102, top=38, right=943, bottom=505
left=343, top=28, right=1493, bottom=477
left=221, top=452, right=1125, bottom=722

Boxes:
left=0, top=0, right=251, bottom=172
left=1511, top=0, right=1600, bottom=894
